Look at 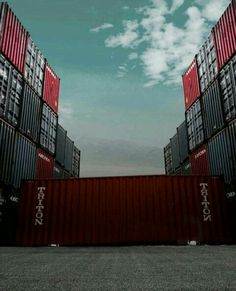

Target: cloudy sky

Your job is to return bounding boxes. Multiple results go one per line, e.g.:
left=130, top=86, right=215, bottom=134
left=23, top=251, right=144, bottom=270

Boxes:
left=8, top=0, right=230, bottom=177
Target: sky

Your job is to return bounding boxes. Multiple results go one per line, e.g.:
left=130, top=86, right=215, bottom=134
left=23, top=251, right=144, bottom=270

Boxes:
left=7, top=0, right=230, bottom=177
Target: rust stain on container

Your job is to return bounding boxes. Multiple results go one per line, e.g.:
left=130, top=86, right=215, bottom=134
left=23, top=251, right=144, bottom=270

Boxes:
left=16, top=175, right=231, bottom=246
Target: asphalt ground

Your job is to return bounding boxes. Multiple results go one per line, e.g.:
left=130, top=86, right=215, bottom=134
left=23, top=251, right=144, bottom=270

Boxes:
left=1, top=245, right=236, bottom=290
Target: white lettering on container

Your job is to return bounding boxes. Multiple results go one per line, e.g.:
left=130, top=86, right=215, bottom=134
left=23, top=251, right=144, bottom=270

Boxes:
left=35, top=187, right=46, bottom=226
left=200, top=183, right=212, bottom=222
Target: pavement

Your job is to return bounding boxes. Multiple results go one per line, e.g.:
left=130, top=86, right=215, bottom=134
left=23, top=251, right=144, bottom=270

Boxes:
left=1, top=245, right=236, bottom=290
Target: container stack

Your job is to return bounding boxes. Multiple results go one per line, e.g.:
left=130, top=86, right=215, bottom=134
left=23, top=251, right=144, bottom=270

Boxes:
left=0, top=2, right=80, bottom=193
left=164, top=0, right=236, bottom=188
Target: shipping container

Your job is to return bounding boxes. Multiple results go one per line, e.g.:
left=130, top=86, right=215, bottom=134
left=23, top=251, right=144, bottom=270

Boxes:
left=11, top=132, right=36, bottom=188
left=35, top=148, right=54, bottom=179
left=19, top=82, right=42, bottom=143
left=55, top=124, right=66, bottom=166
left=219, top=54, right=236, bottom=122
left=170, top=133, right=180, bottom=170
left=64, top=135, right=74, bottom=173
left=181, top=158, right=191, bottom=175
left=53, top=161, right=64, bottom=178
left=24, top=37, right=45, bottom=96
left=0, top=54, right=23, bottom=127
left=186, top=99, right=205, bottom=152
left=177, top=121, right=188, bottom=163
left=63, top=170, right=72, bottom=178
left=0, top=118, right=15, bottom=184
left=0, top=3, right=28, bottom=74
left=42, top=63, right=60, bottom=113
left=228, top=119, right=236, bottom=181
left=16, top=175, right=231, bottom=246
left=72, top=146, right=80, bottom=177
left=40, top=103, right=57, bottom=155
left=197, top=33, right=218, bottom=93
left=182, top=58, right=200, bottom=110
left=201, top=78, right=224, bottom=139
left=190, top=144, right=209, bottom=175
left=164, top=143, right=173, bottom=174
left=213, top=0, right=236, bottom=70
left=208, top=128, right=234, bottom=184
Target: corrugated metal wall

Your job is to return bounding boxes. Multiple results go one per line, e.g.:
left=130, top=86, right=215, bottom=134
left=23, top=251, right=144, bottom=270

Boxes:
left=55, top=124, right=66, bottom=166
left=170, top=134, right=180, bottom=171
left=177, top=121, right=188, bottom=163
left=228, top=119, right=236, bottom=180
left=64, top=136, right=74, bottom=173
left=36, top=148, right=54, bottom=179
left=164, top=143, right=173, bottom=175
left=190, top=144, right=209, bottom=175
left=16, top=175, right=231, bottom=246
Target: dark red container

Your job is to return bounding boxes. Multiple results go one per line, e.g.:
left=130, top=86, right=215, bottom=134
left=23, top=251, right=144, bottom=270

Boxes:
left=0, top=3, right=28, bottom=74
left=36, top=148, right=54, bottom=179
left=16, top=175, right=231, bottom=246
left=190, top=144, right=209, bottom=175
left=213, top=1, right=236, bottom=70
left=182, top=58, right=201, bottom=110
left=42, top=63, right=60, bottom=113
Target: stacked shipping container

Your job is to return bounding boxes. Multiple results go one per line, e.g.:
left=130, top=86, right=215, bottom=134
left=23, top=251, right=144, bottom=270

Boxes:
left=164, top=0, right=236, bottom=187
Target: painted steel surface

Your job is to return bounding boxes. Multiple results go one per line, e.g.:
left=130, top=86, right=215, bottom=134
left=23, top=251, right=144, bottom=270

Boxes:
left=186, top=99, right=205, bottom=152
left=16, top=175, right=231, bottom=246
left=190, top=144, right=209, bottom=175
left=24, top=37, right=45, bottom=96
left=64, top=136, right=74, bottom=173
left=197, top=33, right=218, bottom=93
left=0, top=3, right=28, bottom=74
left=213, top=1, right=236, bottom=70
left=11, top=132, right=36, bottom=188
left=182, top=59, right=200, bottom=110
left=202, top=78, right=224, bottom=139
left=228, top=119, right=236, bottom=180
left=0, top=118, right=15, bottom=184
left=208, top=128, right=234, bottom=184
left=164, top=143, right=173, bottom=174
left=170, top=133, right=180, bottom=170
left=181, top=159, right=191, bottom=175
left=53, top=161, right=64, bottom=178
left=72, top=146, right=80, bottom=177
left=177, top=121, right=188, bottom=163
left=42, top=63, right=60, bottom=113
left=36, top=148, right=54, bottom=179
left=0, top=54, right=23, bottom=127
left=19, top=83, right=42, bottom=143
left=40, top=103, right=57, bottom=155
left=55, top=124, right=66, bottom=167
left=219, top=54, right=236, bottom=122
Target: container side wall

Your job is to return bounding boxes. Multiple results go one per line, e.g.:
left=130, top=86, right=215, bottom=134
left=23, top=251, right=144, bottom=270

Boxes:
left=164, top=143, right=173, bottom=174
left=181, top=159, right=192, bottom=175
left=64, top=136, right=74, bottom=173
left=53, top=161, right=64, bottom=178
left=72, top=146, right=80, bottom=177
left=36, top=148, right=54, bottom=179
left=190, top=144, right=209, bottom=175
left=170, top=134, right=180, bottom=170
left=228, top=119, right=236, bottom=181
left=177, top=121, right=189, bottom=163
left=55, top=124, right=66, bottom=166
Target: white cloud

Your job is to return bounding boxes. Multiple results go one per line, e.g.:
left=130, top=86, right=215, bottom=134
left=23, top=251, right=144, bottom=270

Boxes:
left=128, top=52, right=138, bottom=60
left=170, top=0, right=184, bottom=14
left=117, top=63, right=128, bottom=78
left=90, top=23, right=114, bottom=33
left=105, top=20, right=140, bottom=48
left=123, top=6, right=130, bottom=11
left=195, top=0, right=229, bottom=22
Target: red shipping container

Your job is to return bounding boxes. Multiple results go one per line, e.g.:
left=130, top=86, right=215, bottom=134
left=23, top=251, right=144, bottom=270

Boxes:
left=213, top=1, right=236, bottom=70
left=36, top=148, right=54, bottom=179
left=190, top=144, right=209, bottom=175
left=182, top=58, right=201, bottom=110
left=0, top=3, right=28, bottom=74
left=42, top=63, right=60, bottom=113
left=16, top=175, right=231, bottom=246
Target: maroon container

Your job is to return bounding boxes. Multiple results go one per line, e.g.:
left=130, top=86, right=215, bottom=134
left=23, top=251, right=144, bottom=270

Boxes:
left=36, top=148, right=54, bottom=179
left=0, top=3, right=28, bottom=74
left=16, top=175, right=231, bottom=246
left=182, top=58, right=200, bottom=110
left=190, top=144, right=209, bottom=175
left=42, top=63, right=60, bottom=113
left=213, top=1, right=236, bottom=70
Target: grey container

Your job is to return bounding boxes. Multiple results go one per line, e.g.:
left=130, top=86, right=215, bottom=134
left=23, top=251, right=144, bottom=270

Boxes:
left=64, top=136, right=74, bottom=173
left=72, top=146, right=80, bottom=177
left=11, top=132, right=36, bottom=189
left=181, top=158, right=191, bottom=175
left=24, top=37, right=45, bottom=97
left=0, top=119, right=15, bottom=185
left=170, top=133, right=180, bottom=171
left=164, top=142, right=173, bottom=174
left=201, top=78, right=224, bottom=139
left=196, top=33, right=218, bottom=93
left=55, top=124, right=66, bottom=166
left=208, top=128, right=234, bottom=184
left=40, top=103, right=57, bottom=155
left=19, top=82, right=42, bottom=143
left=53, top=161, right=64, bottom=178
left=219, top=54, right=236, bottom=122
left=228, top=119, right=236, bottom=181
left=186, top=99, right=205, bottom=152
left=177, top=121, right=188, bottom=163
left=0, top=54, right=23, bottom=127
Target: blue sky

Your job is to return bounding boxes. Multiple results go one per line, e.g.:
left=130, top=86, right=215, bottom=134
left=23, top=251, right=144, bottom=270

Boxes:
left=7, top=0, right=230, bottom=177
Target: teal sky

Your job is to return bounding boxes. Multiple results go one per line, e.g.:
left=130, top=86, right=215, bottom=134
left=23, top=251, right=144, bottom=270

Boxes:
left=7, top=0, right=230, bottom=177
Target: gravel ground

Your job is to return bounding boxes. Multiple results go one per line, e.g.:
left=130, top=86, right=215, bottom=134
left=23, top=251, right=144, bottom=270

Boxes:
left=1, top=245, right=236, bottom=290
